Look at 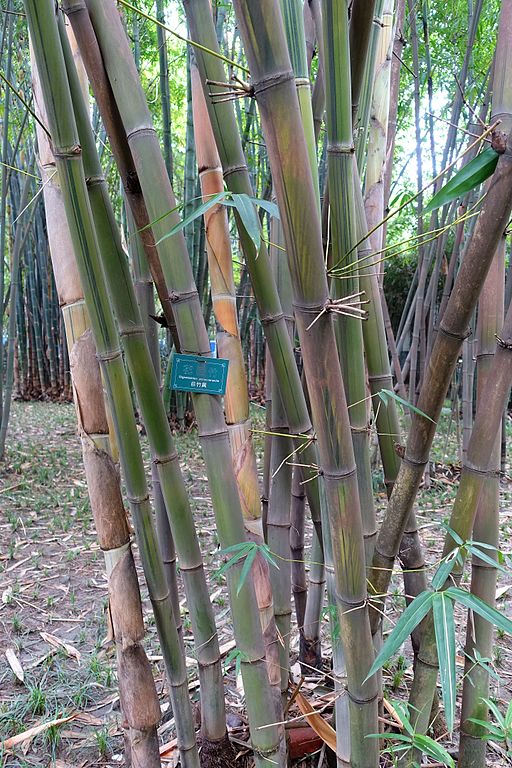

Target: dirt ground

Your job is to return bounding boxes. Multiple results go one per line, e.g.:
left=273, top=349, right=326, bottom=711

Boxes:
left=0, top=400, right=511, bottom=767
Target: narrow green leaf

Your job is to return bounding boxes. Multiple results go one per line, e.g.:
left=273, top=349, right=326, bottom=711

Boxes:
left=155, top=191, right=226, bottom=245
left=260, top=543, right=280, bottom=570
left=464, top=649, right=500, bottom=681
left=217, top=542, right=253, bottom=577
left=423, top=147, right=499, bottom=215
left=237, top=547, right=257, bottom=595
left=231, top=193, right=261, bottom=250
left=467, top=718, right=505, bottom=740
left=249, top=197, right=280, bottom=219
left=366, top=591, right=434, bottom=680
left=446, top=587, right=512, bottom=635
left=380, top=388, right=436, bottom=423
left=468, top=542, right=507, bottom=573
left=376, top=389, right=389, bottom=406
left=217, top=551, right=248, bottom=577
left=135, top=198, right=202, bottom=235
left=218, top=542, right=253, bottom=556
left=485, top=697, right=507, bottom=729
left=441, top=523, right=465, bottom=546
left=468, top=540, right=500, bottom=551
left=431, top=549, right=459, bottom=590
left=433, top=592, right=457, bottom=733
left=413, top=734, right=455, bottom=767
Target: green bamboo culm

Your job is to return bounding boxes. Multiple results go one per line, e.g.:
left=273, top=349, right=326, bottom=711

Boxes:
left=276, top=0, right=327, bottom=678
left=231, top=2, right=380, bottom=765
left=0, top=152, right=35, bottom=458
left=322, top=0, right=377, bottom=567
left=58, top=14, right=230, bottom=753
left=458, top=10, right=512, bottom=762
left=458, top=237, right=504, bottom=768
left=278, top=13, right=332, bottom=676
left=0, top=3, right=13, bottom=422
left=279, top=0, right=320, bottom=207
left=23, top=4, right=200, bottom=766
left=125, top=205, right=183, bottom=648
left=183, top=0, right=324, bottom=542
left=75, top=1, right=285, bottom=762
left=32, top=45, right=162, bottom=761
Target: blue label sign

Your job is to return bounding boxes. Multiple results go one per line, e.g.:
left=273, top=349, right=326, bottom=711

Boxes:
left=170, top=353, right=229, bottom=395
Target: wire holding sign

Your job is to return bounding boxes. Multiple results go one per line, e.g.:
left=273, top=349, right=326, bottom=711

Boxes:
left=170, top=353, right=230, bottom=396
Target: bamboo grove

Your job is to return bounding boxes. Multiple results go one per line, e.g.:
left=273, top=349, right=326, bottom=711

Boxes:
left=1, top=0, right=512, bottom=766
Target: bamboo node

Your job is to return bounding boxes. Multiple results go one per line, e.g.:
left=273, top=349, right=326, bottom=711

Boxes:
left=401, top=454, right=429, bottom=469
left=169, top=288, right=198, bottom=305
left=126, top=492, right=150, bottom=505
left=371, top=547, right=396, bottom=565
left=223, top=163, right=247, bottom=179
left=119, top=325, right=146, bottom=338
left=437, top=322, right=472, bottom=341
left=53, top=144, right=81, bottom=157
left=125, top=126, right=158, bottom=142
left=462, top=461, right=490, bottom=477
left=346, top=689, right=380, bottom=705
left=198, top=426, right=229, bottom=440
left=85, top=174, right=103, bottom=188
left=96, top=348, right=123, bottom=363
left=350, top=425, right=370, bottom=435
left=322, top=466, right=357, bottom=481
left=153, top=451, right=179, bottom=466
left=252, top=69, right=295, bottom=95
left=260, top=310, right=285, bottom=326
left=327, top=142, right=355, bottom=155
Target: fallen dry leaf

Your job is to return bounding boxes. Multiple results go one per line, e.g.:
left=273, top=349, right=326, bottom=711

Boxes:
left=383, top=697, right=404, bottom=728
left=294, top=691, right=337, bottom=752
left=40, top=631, right=81, bottom=663
left=1, top=713, right=76, bottom=751
left=5, top=648, right=24, bottom=682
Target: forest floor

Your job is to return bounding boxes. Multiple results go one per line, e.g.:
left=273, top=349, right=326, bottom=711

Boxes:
left=0, top=399, right=511, bottom=767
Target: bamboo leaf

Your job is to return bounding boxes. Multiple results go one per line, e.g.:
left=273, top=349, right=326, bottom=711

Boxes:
left=466, top=718, right=505, bottom=740
left=485, top=698, right=507, bottom=728
left=249, top=197, right=280, bottom=219
left=467, top=542, right=507, bottom=573
left=259, top=543, right=280, bottom=570
left=440, top=523, right=465, bottom=546
left=366, top=590, right=434, bottom=679
left=237, top=547, right=257, bottom=595
left=155, top=191, right=226, bottom=244
left=412, top=734, right=455, bottom=767
left=445, top=586, right=512, bottom=635
left=218, top=542, right=254, bottom=556
left=433, top=592, right=457, bottom=733
left=377, top=389, right=389, bottom=406
left=379, top=388, right=436, bottom=423
left=231, top=193, right=261, bottom=250
left=134, top=200, right=184, bottom=234
left=216, top=542, right=253, bottom=577
left=423, top=147, right=499, bottom=215
left=431, top=549, right=460, bottom=590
